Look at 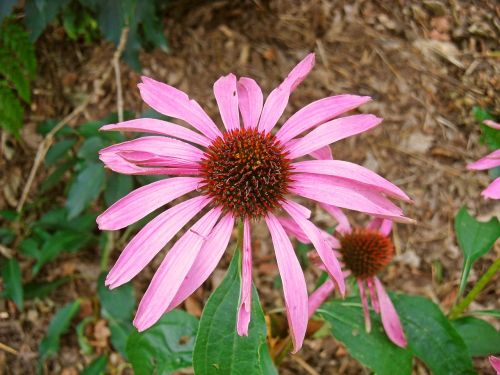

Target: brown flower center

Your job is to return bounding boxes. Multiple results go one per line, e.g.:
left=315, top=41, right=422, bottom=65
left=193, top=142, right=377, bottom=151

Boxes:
left=339, top=228, right=394, bottom=279
left=200, top=128, right=291, bottom=219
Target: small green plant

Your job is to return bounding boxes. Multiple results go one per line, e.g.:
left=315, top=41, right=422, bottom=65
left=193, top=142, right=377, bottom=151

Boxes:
left=0, top=19, right=36, bottom=135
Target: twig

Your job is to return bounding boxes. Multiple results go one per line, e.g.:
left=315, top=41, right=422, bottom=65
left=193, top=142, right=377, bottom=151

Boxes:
left=291, top=355, right=321, bottom=375
left=0, top=341, right=19, bottom=355
left=16, top=27, right=129, bottom=213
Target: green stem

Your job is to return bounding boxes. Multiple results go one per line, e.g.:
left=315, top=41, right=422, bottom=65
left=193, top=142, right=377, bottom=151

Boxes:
left=449, top=256, right=500, bottom=319
left=274, top=336, right=293, bottom=366
left=100, top=232, right=114, bottom=272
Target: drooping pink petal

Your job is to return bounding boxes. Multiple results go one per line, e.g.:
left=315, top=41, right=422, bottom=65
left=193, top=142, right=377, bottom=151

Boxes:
left=287, top=115, right=382, bottom=159
left=99, top=152, right=200, bottom=176
left=134, top=207, right=222, bottom=331
left=265, top=213, right=308, bottom=353
left=321, top=204, right=352, bottom=234
left=283, top=200, right=345, bottom=296
left=258, top=53, right=315, bottom=134
left=490, top=356, right=500, bottom=375
left=167, top=213, right=235, bottom=311
left=138, top=76, right=222, bottom=140
left=308, top=279, right=335, bottom=318
left=105, top=195, right=211, bottom=288
left=357, top=279, right=372, bottom=333
left=290, top=173, right=413, bottom=223
left=237, top=219, right=253, bottom=336
left=277, top=95, right=372, bottom=143
left=237, top=77, right=263, bottom=129
left=467, top=149, right=500, bottom=170
left=99, top=118, right=211, bottom=147
left=278, top=217, right=310, bottom=244
left=100, top=136, right=205, bottom=164
left=374, top=277, right=407, bottom=348
left=310, top=145, right=333, bottom=160
left=117, top=151, right=200, bottom=168
left=292, top=160, right=411, bottom=202
left=214, top=74, right=240, bottom=131
left=482, top=177, right=500, bottom=199
left=97, top=177, right=203, bottom=230
left=366, top=278, right=380, bottom=313
left=484, top=120, right=500, bottom=130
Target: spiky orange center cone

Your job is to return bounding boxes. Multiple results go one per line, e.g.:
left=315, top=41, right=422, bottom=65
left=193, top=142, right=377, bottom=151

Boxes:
left=339, top=228, right=394, bottom=279
left=200, top=128, right=291, bottom=219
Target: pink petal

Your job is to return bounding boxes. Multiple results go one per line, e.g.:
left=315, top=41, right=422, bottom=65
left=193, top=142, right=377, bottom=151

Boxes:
left=482, top=177, right=500, bottom=199
left=278, top=217, right=311, bottom=244
left=258, top=53, right=315, bottom=134
left=276, top=95, right=372, bottom=143
left=237, top=77, right=263, bottom=129
left=484, top=120, right=500, bottom=130
left=134, top=207, right=222, bottom=331
left=117, top=151, right=200, bottom=168
left=308, top=279, right=335, bottom=318
left=105, top=195, right=211, bottom=288
left=265, top=213, right=308, bottom=353
left=290, top=173, right=413, bottom=223
left=99, top=119, right=211, bottom=147
left=321, top=204, right=352, bottom=234
left=99, top=152, right=200, bottom=176
left=100, top=136, right=204, bottom=165
left=139, top=76, right=222, bottom=140
left=287, top=115, right=382, bottom=159
left=97, top=177, right=203, bottom=230
left=467, top=150, right=500, bottom=170
left=490, top=356, right=500, bottom=375
left=292, top=160, right=411, bottom=202
left=366, top=278, right=380, bottom=313
left=379, top=220, right=393, bottom=237
left=357, top=279, right=371, bottom=333
left=310, top=145, right=333, bottom=160
left=167, top=213, right=235, bottom=311
left=237, top=219, right=253, bottom=336
left=214, top=74, right=240, bottom=131
left=283, top=200, right=345, bottom=296
left=374, top=277, right=407, bottom=348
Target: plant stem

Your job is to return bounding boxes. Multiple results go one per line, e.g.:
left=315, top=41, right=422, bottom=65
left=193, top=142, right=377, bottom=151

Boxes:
left=236, top=219, right=244, bottom=252
left=274, top=336, right=293, bottom=366
left=449, top=256, right=500, bottom=319
left=100, top=232, right=115, bottom=272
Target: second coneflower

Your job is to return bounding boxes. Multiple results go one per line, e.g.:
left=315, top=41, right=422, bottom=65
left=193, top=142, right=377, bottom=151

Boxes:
left=97, top=53, right=410, bottom=351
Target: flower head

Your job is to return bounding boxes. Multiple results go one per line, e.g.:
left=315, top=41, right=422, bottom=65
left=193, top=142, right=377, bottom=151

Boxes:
left=467, top=120, right=500, bottom=199
left=97, top=53, right=410, bottom=351
left=293, top=207, right=407, bottom=348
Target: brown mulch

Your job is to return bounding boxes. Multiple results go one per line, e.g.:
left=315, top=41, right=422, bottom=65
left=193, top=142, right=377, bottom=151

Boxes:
left=1, top=0, right=499, bottom=374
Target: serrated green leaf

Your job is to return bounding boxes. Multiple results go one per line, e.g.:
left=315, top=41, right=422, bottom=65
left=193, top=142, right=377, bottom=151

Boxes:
left=104, top=173, right=133, bottom=207
left=38, top=300, right=80, bottom=362
left=45, top=139, right=76, bottom=166
left=1, top=258, right=24, bottom=310
left=455, top=207, right=500, bottom=297
left=317, top=298, right=412, bottom=375
left=81, top=355, right=108, bottom=375
left=452, top=316, right=500, bottom=357
left=393, top=294, right=475, bottom=375
left=193, top=249, right=276, bottom=375
left=126, top=310, right=198, bottom=375
left=66, top=162, right=105, bottom=219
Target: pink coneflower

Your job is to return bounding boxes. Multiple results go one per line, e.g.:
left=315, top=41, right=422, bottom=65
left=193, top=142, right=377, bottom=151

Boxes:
left=285, top=207, right=407, bottom=348
left=490, top=356, right=500, bottom=375
left=467, top=120, right=500, bottom=199
left=96, top=53, right=410, bottom=351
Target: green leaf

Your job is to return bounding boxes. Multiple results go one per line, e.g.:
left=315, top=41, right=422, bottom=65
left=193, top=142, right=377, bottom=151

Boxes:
left=455, top=207, right=500, bottom=297
left=1, top=258, right=23, bottom=310
left=104, top=173, right=133, bottom=207
left=480, top=123, right=500, bottom=150
left=66, top=162, right=105, bottom=219
left=24, top=0, right=70, bottom=41
left=317, top=299, right=412, bottom=375
left=193, top=249, right=276, bottom=375
left=45, top=139, right=76, bottom=166
left=40, top=160, right=76, bottom=193
left=392, top=294, right=475, bottom=375
left=0, top=0, right=17, bottom=22
left=38, top=300, right=81, bottom=362
left=0, top=209, right=19, bottom=221
left=452, top=316, right=500, bottom=356
left=77, top=317, right=95, bottom=355
left=126, top=310, right=199, bottom=375
left=468, top=309, right=500, bottom=318
left=0, top=83, right=23, bottom=135
left=77, top=136, right=105, bottom=162
left=97, top=273, right=135, bottom=357
left=81, top=355, right=108, bottom=375
left=472, top=106, right=493, bottom=123
left=24, top=277, right=70, bottom=300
